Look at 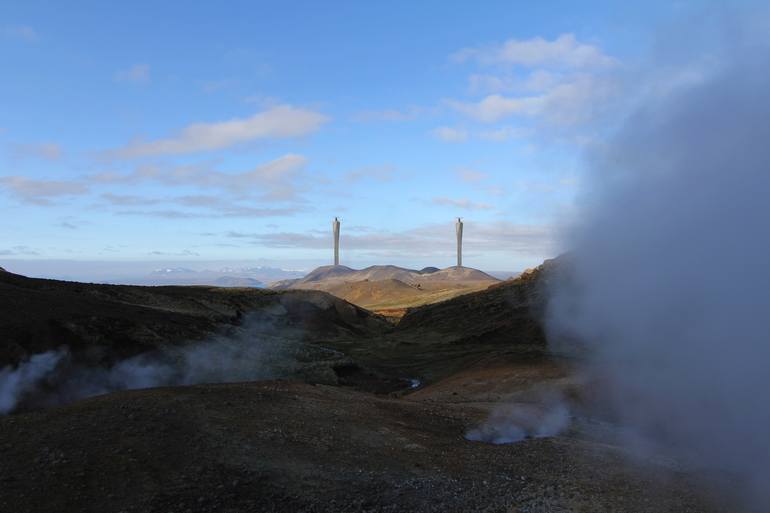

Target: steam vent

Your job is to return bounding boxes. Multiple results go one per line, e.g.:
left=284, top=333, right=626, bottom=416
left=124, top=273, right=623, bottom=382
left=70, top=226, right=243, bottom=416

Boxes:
left=456, top=217, right=463, bottom=267
left=333, top=216, right=341, bottom=266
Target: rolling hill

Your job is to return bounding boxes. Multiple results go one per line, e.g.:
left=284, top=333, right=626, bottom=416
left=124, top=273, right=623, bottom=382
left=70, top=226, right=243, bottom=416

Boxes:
left=269, top=264, right=500, bottom=314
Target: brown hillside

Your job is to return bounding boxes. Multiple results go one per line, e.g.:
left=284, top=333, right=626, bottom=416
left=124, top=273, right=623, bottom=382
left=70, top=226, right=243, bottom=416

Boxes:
left=271, top=264, right=500, bottom=313
left=327, top=278, right=424, bottom=306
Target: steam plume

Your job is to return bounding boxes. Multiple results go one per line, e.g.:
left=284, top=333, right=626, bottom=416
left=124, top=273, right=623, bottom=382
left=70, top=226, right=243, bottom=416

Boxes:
left=466, top=393, right=570, bottom=444
left=0, top=316, right=295, bottom=414
left=0, top=350, right=66, bottom=414
left=547, top=21, right=770, bottom=508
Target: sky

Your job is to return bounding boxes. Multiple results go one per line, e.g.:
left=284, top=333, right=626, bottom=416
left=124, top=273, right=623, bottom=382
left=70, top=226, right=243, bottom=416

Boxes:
left=0, top=0, right=743, bottom=275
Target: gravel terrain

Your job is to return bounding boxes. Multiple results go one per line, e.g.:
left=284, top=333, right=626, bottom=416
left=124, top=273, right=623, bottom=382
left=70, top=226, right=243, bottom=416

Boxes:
left=0, top=261, right=745, bottom=512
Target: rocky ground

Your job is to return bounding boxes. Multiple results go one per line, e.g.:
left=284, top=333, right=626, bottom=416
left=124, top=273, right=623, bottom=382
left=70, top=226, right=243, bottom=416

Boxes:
left=0, top=262, right=748, bottom=512
left=0, top=374, right=737, bottom=513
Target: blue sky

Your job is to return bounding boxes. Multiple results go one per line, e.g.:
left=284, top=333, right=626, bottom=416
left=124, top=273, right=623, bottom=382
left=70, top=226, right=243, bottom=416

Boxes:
left=0, top=0, right=740, bottom=274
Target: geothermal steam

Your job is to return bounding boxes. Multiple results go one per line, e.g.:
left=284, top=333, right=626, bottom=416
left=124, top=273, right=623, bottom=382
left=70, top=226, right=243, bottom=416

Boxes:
left=546, top=37, right=770, bottom=506
left=466, top=395, right=570, bottom=444
left=0, top=316, right=295, bottom=414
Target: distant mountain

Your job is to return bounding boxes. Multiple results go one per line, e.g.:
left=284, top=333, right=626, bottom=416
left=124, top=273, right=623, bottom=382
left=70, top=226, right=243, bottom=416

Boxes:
left=269, top=278, right=302, bottom=290
left=269, top=264, right=500, bottom=313
left=209, top=266, right=306, bottom=281
left=151, top=267, right=197, bottom=275
left=120, top=266, right=304, bottom=287
left=213, top=276, right=264, bottom=288
left=282, top=264, right=498, bottom=288
left=487, top=270, right=522, bottom=281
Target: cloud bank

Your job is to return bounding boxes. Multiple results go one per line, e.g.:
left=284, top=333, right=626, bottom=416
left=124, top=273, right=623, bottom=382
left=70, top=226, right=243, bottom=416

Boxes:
left=112, top=105, right=328, bottom=158
left=225, top=220, right=557, bottom=259
left=453, top=33, right=616, bottom=69
left=450, top=33, right=618, bottom=127
left=0, top=176, right=88, bottom=205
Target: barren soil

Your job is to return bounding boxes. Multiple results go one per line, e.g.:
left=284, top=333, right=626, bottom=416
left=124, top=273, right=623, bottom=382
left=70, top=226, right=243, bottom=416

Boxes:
left=0, top=262, right=746, bottom=512
left=0, top=373, right=736, bottom=513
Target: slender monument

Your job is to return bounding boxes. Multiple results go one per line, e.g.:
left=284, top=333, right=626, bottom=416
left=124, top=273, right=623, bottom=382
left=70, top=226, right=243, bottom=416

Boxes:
left=455, top=217, right=463, bottom=267
left=333, top=217, right=341, bottom=266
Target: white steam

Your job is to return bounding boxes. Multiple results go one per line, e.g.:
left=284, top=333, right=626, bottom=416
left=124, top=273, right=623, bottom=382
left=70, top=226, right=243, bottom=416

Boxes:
left=0, top=317, right=295, bottom=414
left=547, top=23, right=770, bottom=508
left=0, top=349, right=66, bottom=414
left=466, top=398, right=570, bottom=444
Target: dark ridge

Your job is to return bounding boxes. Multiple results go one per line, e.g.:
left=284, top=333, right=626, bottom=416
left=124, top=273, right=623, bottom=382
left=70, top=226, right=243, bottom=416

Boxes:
left=395, top=259, right=559, bottom=348
left=0, top=270, right=390, bottom=369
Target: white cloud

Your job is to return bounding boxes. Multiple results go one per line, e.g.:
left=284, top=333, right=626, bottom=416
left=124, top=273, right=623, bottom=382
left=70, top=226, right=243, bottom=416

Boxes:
left=224, top=220, right=557, bottom=259
left=457, top=168, right=488, bottom=183
left=453, top=33, right=616, bottom=69
left=431, top=197, right=493, bottom=210
left=100, top=193, right=160, bottom=206
left=175, top=195, right=225, bottom=207
left=9, top=142, right=63, bottom=161
left=343, top=165, right=395, bottom=183
left=116, top=205, right=299, bottom=219
left=0, top=176, right=88, bottom=205
left=468, top=69, right=565, bottom=95
left=114, top=64, right=151, bottom=84
left=468, top=74, right=516, bottom=94
left=111, top=105, right=328, bottom=158
left=478, top=126, right=530, bottom=141
left=451, top=34, right=618, bottom=128
left=1, top=25, right=38, bottom=42
left=353, top=107, right=423, bottom=122
left=431, top=126, right=469, bottom=143
left=91, top=154, right=308, bottom=201
left=449, top=94, right=543, bottom=123
left=450, top=74, right=615, bottom=125
left=2, top=152, right=308, bottom=209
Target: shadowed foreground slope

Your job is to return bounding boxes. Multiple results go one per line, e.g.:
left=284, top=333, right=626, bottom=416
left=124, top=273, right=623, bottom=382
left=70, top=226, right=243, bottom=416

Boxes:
left=0, top=268, right=389, bottom=368
left=0, top=381, right=732, bottom=513
left=327, top=261, right=556, bottom=386
left=0, top=261, right=743, bottom=512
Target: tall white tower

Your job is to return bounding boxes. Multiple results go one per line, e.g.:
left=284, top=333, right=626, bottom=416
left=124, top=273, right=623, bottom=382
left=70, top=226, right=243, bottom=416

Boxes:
left=333, top=217, right=341, bottom=266
left=455, top=217, right=463, bottom=267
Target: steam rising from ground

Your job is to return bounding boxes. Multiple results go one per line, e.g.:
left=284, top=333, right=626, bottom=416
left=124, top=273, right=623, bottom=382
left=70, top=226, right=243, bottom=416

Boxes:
left=0, top=350, right=64, bottom=414
left=466, top=393, right=570, bottom=444
left=0, top=316, right=296, bottom=414
left=547, top=25, right=770, bottom=508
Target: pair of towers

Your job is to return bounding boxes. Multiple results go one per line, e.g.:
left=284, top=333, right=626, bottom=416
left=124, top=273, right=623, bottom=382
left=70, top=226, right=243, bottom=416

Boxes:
left=331, top=217, right=464, bottom=267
